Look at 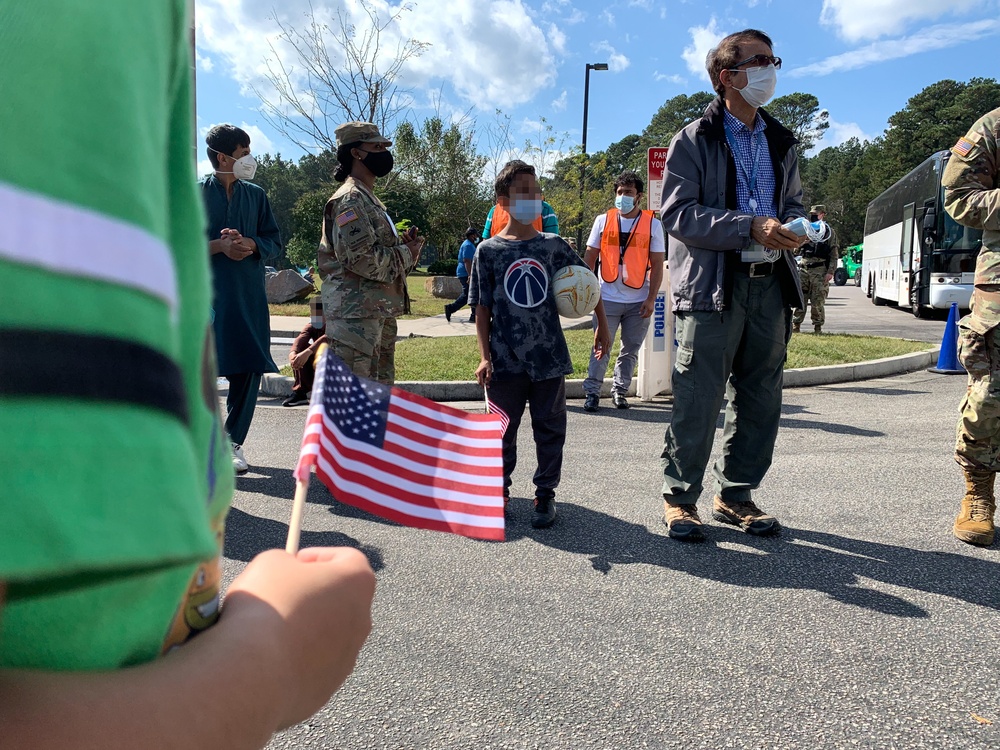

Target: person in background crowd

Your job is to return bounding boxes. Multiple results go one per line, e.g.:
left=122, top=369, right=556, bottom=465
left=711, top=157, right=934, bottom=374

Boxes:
left=203, top=123, right=282, bottom=475
left=582, top=170, right=665, bottom=412
left=792, top=204, right=840, bottom=334
left=284, top=297, right=328, bottom=407
left=445, top=227, right=479, bottom=324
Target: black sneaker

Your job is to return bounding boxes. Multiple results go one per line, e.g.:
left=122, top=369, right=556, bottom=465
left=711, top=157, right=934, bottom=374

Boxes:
left=583, top=394, right=600, bottom=412
left=612, top=392, right=629, bottom=409
left=282, top=393, right=309, bottom=407
left=444, top=305, right=452, bottom=323
left=531, top=497, right=557, bottom=528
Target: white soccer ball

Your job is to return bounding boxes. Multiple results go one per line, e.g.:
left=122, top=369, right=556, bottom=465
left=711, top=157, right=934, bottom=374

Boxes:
left=551, top=265, right=601, bottom=318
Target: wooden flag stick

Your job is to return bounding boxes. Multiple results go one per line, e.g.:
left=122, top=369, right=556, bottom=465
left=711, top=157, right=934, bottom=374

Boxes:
left=483, top=385, right=490, bottom=414
left=286, top=471, right=311, bottom=554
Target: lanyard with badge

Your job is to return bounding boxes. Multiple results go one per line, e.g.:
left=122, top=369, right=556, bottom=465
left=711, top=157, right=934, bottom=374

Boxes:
left=617, top=213, right=640, bottom=264
left=725, top=120, right=776, bottom=263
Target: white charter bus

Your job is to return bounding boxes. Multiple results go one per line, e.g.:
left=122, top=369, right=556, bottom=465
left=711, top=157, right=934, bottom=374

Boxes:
left=863, top=150, right=983, bottom=317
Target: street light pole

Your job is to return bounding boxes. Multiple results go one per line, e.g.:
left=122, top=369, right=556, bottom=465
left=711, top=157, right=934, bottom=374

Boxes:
left=578, top=62, right=608, bottom=252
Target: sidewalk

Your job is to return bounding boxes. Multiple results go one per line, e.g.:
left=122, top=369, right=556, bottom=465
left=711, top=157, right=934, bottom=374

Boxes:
left=269, top=313, right=591, bottom=339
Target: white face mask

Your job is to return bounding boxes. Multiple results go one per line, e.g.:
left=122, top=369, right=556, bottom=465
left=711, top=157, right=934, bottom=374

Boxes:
left=310, top=316, right=325, bottom=328
left=734, top=64, right=777, bottom=109
left=615, top=195, right=636, bottom=213
left=210, top=147, right=258, bottom=180
left=509, top=198, right=542, bottom=225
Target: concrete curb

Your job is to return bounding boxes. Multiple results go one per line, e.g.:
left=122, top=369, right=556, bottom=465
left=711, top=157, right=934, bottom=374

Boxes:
left=261, top=346, right=943, bottom=402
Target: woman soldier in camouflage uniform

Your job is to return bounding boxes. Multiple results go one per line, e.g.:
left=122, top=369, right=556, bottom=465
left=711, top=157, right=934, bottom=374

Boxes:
left=318, top=122, right=424, bottom=384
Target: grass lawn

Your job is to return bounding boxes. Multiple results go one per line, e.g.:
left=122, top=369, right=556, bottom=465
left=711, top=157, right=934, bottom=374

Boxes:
left=269, top=269, right=443, bottom=318
left=384, top=331, right=930, bottom=382
left=279, top=332, right=930, bottom=380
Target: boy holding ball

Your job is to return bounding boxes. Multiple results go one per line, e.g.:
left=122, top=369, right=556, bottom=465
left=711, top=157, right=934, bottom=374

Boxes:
left=469, top=161, right=611, bottom=528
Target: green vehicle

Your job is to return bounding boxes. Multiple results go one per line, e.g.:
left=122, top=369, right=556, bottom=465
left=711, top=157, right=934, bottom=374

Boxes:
left=834, top=244, right=863, bottom=287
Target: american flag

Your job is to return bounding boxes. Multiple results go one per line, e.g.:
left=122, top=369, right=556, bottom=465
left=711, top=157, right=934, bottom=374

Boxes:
left=485, top=392, right=510, bottom=436
left=295, top=347, right=506, bottom=541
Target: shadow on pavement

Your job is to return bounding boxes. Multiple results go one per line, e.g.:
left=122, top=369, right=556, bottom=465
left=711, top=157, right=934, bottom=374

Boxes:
left=223, top=506, right=385, bottom=571
left=816, top=386, right=931, bottom=397
left=517, top=502, right=999, bottom=618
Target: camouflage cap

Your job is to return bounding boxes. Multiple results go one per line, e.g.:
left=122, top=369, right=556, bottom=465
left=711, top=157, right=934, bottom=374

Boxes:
left=335, top=121, right=392, bottom=148
left=810, top=204, right=826, bottom=214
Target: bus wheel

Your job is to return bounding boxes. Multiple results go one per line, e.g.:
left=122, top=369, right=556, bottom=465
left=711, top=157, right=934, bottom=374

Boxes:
left=910, top=289, right=926, bottom=318
left=833, top=268, right=848, bottom=286
left=854, top=269, right=861, bottom=287
left=871, top=278, right=888, bottom=306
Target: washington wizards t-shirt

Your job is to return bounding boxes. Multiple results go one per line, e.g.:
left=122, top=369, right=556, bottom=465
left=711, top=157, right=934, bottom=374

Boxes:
left=469, top=232, right=585, bottom=381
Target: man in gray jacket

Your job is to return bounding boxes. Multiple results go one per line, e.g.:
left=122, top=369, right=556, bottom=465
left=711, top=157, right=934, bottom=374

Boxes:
left=659, top=29, right=807, bottom=541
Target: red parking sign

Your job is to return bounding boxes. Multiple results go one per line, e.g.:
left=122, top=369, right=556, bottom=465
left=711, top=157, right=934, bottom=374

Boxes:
left=647, top=147, right=669, bottom=214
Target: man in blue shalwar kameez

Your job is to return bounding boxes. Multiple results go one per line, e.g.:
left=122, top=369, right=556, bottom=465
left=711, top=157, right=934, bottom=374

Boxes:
left=201, top=124, right=281, bottom=474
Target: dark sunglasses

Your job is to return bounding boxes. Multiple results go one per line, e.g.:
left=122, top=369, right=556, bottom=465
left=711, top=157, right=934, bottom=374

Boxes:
left=730, top=54, right=782, bottom=70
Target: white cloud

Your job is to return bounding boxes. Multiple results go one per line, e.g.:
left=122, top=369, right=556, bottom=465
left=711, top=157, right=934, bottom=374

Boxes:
left=594, top=41, right=630, bottom=73
left=627, top=0, right=654, bottom=8
left=548, top=24, right=567, bottom=55
left=789, top=19, right=1000, bottom=77
left=653, top=71, right=686, bottom=84
left=823, top=118, right=875, bottom=148
left=551, top=90, right=569, bottom=111
left=196, top=51, right=214, bottom=72
left=820, top=0, right=981, bottom=42
left=682, top=18, right=726, bottom=81
left=196, top=0, right=560, bottom=119
left=601, top=9, right=615, bottom=26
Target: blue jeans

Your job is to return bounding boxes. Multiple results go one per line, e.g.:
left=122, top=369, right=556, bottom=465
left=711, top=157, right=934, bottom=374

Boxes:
left=583, top=299, right=651, bottom=396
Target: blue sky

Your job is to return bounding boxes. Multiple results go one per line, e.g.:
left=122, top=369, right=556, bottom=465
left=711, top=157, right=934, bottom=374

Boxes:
left=194, top=0, right=1000, bottom=176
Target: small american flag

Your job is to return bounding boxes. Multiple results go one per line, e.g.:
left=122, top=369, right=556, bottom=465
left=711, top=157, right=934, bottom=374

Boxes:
left=296, top=348, right=506, bottom=540
left=485, top=392, right=510, bottom=436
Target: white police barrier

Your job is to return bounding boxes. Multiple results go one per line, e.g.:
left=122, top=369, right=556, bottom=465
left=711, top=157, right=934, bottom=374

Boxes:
left=637, top=262, right=676, bottom=400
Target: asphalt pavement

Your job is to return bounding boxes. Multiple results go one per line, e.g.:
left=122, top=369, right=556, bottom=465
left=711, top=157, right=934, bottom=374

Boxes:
left=225, top=366, right=999, bottom=750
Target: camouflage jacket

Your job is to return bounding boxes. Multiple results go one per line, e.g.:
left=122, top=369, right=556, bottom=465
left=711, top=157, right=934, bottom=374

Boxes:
left=943, top=108, right=1000, bottom=323
left=317, top=177, right=418, bottom=319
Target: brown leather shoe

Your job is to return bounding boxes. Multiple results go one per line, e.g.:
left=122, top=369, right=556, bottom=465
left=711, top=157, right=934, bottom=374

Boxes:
left=954, top=469, right=996, bottom=546
left=663, top=501, right=704, bottom=541
left=712, top=496, right=781, bottom=536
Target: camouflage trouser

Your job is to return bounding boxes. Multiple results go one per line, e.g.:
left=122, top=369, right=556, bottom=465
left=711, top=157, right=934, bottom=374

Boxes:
left=327, top=317, right=398, bottom=385
left=955, top=315, right=1000, bottom=471
left=792, top=266, right=830, bottom=327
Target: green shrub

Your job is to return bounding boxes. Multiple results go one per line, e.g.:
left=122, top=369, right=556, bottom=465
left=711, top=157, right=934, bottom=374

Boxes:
left=427, top=259, right=458, bottom=276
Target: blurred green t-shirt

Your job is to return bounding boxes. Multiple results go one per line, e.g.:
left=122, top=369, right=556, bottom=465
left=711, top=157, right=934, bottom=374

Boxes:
left=0, top=0, right=234, bottom=669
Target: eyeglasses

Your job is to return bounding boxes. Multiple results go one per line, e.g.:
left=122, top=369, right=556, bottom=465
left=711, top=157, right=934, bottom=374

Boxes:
left=730, top=54, right=781, bottom=70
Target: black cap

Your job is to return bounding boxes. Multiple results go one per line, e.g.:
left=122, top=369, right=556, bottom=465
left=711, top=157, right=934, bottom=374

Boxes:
left=465, top=227, right=478, bottom=237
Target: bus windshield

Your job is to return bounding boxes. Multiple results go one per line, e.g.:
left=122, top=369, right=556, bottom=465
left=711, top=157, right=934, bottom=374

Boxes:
left=938, top=185, right=983, bottom=253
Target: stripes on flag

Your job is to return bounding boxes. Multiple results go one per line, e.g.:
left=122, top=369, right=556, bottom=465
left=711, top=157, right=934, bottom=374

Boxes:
left=296, top=347, right=506, bottom=541
left=485, top=396, right=510, bottom=436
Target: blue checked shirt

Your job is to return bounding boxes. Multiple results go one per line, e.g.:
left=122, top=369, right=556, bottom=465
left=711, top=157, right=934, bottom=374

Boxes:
left=723, top=109, right=777, bottom=218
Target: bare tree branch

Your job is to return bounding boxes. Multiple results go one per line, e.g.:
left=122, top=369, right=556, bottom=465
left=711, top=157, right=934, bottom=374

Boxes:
left=251, top=0, right=429, bottom=154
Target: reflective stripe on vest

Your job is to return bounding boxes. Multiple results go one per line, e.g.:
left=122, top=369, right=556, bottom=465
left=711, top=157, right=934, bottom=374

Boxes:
left=599, top=208, right=653, bottom=289
left=489, top=203, right=544, bottom=237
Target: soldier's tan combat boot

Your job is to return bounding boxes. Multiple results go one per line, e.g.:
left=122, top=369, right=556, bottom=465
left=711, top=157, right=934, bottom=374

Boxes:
left=792, top=323, right=801, bottom=333
left=814, top=325, right=822, bottom=334
left=954, top=469, right=996, bottom=546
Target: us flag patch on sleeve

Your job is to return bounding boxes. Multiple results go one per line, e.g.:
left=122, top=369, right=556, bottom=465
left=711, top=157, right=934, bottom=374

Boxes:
left=336, top=209, right=358, bottom=226
left=953, top=137, right=976, bottom=157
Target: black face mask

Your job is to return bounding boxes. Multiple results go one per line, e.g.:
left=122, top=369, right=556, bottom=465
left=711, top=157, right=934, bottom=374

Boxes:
left=360, top=149, right=394, bottom=178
